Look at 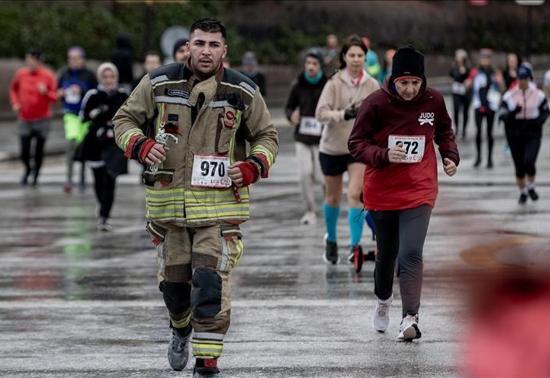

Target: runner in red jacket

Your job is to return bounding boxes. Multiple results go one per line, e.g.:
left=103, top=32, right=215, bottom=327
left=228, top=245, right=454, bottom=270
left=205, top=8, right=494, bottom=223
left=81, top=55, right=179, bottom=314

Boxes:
left=349, top=45, right=459, bottom=341
left=9, top=48, right=58, bottom=186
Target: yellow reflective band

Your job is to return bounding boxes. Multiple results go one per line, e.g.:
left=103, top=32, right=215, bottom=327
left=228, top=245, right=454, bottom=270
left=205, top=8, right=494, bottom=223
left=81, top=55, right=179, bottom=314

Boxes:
left=147, top=205, right=183, bottom=213
left=191, top=341, right=224, bottom=357
left=118, top=129, right=144, bottom=150
left=146, top=189, right=249, bottom=202
left=144, top=187, right=250, bottom=222
left=185, top=189, right=249, bottom=200
left=186, top=211, right=249, bottom=221
left=170, top=312, right=191, bottom=328
left=184, top=209, right=249, bottom=218
left=251, top=145, right=275, bottom=166
left=185, top=201, right=249, bottom=210
left=145, top=188, right=184, bottom=197
left=193, top=351, right=223, bottom=358
left=229, top=134, right=236, bottom=164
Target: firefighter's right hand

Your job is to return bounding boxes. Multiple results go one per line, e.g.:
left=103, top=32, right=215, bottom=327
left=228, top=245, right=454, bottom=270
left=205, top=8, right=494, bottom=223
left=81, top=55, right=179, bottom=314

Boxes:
left=140, top=140, right=167, bottom=165
left=145, top=143, right=167, bottom=165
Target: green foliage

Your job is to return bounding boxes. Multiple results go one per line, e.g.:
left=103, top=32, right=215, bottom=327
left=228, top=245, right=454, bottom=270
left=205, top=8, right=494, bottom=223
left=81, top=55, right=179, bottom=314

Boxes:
left=0, top=1, right=548, bottom=70
left=0, top=3, right=120, bottom=67
left=0, top=1, right=230, bottom=68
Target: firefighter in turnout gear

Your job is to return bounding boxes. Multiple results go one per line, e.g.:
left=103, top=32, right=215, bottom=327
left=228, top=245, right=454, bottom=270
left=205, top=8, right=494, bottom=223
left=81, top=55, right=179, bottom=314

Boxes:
left=113, top=18, right=278, bottom=377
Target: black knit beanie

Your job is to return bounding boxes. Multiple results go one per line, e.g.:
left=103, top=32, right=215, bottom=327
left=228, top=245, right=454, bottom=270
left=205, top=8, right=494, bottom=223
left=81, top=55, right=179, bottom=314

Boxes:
left=391, top=45, right=424, bottom=79
left=172, top=38, right=189, bottom=60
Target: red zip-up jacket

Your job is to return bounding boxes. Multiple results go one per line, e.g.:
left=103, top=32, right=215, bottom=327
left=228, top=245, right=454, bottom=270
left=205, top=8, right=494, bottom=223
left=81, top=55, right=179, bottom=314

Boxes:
left=9, top=66, right=57, bottom=121
left=348, top=82, right=459, bottom=211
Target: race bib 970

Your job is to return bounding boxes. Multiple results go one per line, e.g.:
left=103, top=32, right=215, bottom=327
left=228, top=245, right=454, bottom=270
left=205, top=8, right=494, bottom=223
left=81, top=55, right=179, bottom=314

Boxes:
left=191, top=155, right=231, bottom=188
left=388, top=135, right=426, bottom=163
left=298, top=117, right=324, bottom=136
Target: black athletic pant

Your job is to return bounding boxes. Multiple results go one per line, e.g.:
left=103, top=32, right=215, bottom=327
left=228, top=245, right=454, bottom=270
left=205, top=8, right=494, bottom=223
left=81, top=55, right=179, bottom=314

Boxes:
left=20, top=133, right=46, bottom=182
left=474, top=109, right=495, bottom=165
left=505, top=125, right=542, bottom=178
left=92, top=166, right=116, bottom=219
left=370, top=205, right=432, bottom=317
left=452, top=94, right=470, bottom=138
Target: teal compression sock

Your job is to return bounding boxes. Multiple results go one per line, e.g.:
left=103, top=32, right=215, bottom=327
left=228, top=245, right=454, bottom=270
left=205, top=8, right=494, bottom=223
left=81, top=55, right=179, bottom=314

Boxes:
left=323, top=203, right=340, bottom=242
left=348, top=207, right=365, bottom=246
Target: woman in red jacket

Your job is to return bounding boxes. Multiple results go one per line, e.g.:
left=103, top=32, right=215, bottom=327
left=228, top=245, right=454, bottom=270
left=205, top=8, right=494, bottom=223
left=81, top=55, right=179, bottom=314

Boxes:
left=349, top=46, right=459, bottom=341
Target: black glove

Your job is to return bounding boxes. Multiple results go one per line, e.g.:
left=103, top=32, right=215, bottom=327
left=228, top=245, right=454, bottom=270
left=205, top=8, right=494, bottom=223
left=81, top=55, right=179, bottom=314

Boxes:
left=512, top=106, right=522, bottom=115
left=344, top=105, right=358, bottom=121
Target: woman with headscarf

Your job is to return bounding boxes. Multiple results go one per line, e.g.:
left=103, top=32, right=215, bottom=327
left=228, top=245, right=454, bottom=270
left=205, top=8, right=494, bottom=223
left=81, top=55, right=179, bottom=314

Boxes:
left=501, top=63, right=549, bottom=204
left=349, top=46, right=459, bottom=341
left=80, top=63, right=129, bottom=231
left=315, top=35, right=379, bottom=268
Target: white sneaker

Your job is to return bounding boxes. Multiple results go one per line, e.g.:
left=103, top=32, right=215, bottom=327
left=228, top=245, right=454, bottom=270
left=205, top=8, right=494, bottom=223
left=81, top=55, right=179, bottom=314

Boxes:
left=300, top=211, right=317, bottom=225
left=397, top=314, right=421, bottom=341
left=97, top=217, right=112, bottom=232
left=373, top=295, right=392, bottom=332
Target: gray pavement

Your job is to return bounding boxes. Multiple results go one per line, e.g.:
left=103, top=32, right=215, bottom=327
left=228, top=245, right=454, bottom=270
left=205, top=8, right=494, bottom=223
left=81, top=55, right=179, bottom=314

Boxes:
left=1, top=111, right=550, bottom=377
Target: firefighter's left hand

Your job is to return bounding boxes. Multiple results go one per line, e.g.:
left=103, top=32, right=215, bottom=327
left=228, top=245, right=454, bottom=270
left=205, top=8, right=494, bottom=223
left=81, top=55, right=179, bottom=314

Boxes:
left=228, top=164, right=243, bottom=187
left=229, top=161, right=259, bottom=187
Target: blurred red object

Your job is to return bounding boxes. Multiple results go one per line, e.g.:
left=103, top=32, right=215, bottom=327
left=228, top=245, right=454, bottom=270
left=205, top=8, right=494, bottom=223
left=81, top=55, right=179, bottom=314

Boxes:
left=462, top=269, right=550, bottom=377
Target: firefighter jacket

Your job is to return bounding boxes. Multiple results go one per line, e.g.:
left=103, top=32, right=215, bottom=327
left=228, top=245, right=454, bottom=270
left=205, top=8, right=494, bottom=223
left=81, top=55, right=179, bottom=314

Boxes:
left=113, top=63, right=278, bottom=227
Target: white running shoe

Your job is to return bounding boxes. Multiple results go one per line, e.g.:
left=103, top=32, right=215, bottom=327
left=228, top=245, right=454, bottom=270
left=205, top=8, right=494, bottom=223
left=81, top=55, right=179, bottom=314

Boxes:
left=300, top=211, right=317, bottom=225
left=397, top=314, right=421, bottom=341
left=373, top=295, right=392, bottom=332
left=97, top=217, right=112, bottom=232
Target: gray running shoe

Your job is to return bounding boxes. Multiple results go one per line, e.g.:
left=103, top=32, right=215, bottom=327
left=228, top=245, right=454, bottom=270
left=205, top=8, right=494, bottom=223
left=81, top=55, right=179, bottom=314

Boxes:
left=168, top=328, right=190, bottom=371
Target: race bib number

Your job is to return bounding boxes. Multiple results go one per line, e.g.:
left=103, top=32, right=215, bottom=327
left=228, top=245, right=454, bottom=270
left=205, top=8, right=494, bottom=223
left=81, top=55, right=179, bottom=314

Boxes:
left=388, top=135, right=426, bottom=163
left=298, top=117, right=323, bottom=136
left=451, top=82, right=466, bottom=95
left=191, top=155, right=231, bottom=188
left=65, top=90, right=81, bottom=104
left=65, top=86, right=82, bottom=104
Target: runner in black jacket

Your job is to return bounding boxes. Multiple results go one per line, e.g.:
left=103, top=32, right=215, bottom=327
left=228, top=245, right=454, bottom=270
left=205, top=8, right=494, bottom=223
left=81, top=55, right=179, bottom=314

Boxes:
left=80, top=63, right=129, bottom=231
left=285, top=50, right=327, bottom=225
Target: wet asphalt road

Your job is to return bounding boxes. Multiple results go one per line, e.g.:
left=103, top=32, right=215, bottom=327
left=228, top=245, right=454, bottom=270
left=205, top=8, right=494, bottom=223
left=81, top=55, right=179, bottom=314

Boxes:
left=1, top=121, right=549, bottom=377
